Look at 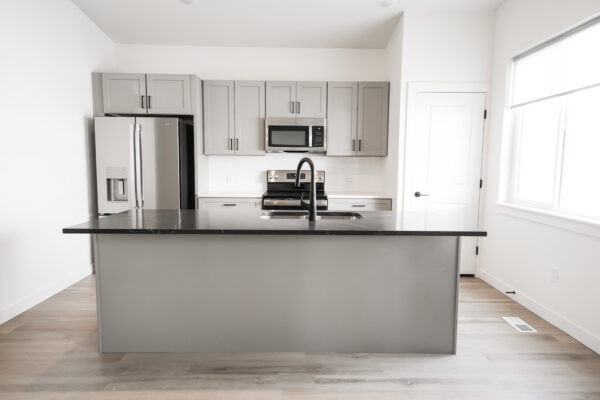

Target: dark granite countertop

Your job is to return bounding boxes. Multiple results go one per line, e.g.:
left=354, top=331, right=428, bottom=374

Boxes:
left=63, top=209, right=487, bottom=237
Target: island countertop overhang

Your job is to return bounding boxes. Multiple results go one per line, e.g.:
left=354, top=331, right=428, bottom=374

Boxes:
left=63, top=209, right=487, bottom=237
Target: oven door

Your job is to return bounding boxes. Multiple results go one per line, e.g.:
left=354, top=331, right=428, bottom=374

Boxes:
left=266, top=125, right=310, bottom=152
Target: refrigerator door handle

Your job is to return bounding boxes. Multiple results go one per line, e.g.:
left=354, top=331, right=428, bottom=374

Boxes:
left=129, top=123, right=138, bottom=209
left=135, top=123, right=144, bottom=209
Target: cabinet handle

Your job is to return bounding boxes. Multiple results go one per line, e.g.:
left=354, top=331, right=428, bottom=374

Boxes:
left=235, top=138, right=239, bottom=150
left=141, top=95, right=145, bottom=109
left=222, top=203, right=237, bottom=207
left=358, top=139, right=362, bottom=151
left=290, top=101, right=295, bottom=114
left=352, top=204, right=366, bottom=208
left=148, top=95, right=151, bottom=109
left=297, top=101, right=300, bottom=114
left=352, top=139, right=356, bottom=151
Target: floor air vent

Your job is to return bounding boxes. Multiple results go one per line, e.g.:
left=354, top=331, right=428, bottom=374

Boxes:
left=502, top=317, right=537, bottom=333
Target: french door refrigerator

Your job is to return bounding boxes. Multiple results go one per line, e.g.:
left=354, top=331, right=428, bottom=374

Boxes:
left=94, top=117, right=195, bottom=215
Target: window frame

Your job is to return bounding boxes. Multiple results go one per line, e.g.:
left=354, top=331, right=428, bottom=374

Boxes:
left=505, top=16, right=600, bottom=225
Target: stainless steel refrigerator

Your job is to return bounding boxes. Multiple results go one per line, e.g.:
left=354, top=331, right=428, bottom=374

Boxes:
left=94, top=117, right=195, bottom=215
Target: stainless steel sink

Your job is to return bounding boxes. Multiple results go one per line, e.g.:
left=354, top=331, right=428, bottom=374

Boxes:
left=260, top=211, right=363, bottom=220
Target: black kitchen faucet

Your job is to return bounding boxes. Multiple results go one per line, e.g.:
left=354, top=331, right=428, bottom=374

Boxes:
left=295, top=157, right=317, bottom=221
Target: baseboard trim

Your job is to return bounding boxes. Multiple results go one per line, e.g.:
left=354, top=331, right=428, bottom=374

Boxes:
left=479, top=269, right=600, bottom=354
left=0, top=265, right=93, bottom=325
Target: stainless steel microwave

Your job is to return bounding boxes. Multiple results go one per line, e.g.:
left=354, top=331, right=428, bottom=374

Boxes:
left=265, top=118, right=326, bottom=153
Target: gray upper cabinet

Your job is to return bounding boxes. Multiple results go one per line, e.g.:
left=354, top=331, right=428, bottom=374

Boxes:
left=146, top=74, right=191, bottom=115
left=266, top=81, right=296, bottom=118
left=203, top=80, right=235, bottom=155
left=357, top=82, right=389, bottom=157
left=266, top=81, right=326, bottom=118
left=326, top=82, right=358, bottom=156
left=102, top=73, right=147, bottom=114
left=101, top=73, right=192, bottom=115
left=234, top=81, right=266, bottom=155
left=203, top=80, right=266, bottom=155
left=296, top=81, right=327, bottom=118
left=326, top=81, right=389, bottom=157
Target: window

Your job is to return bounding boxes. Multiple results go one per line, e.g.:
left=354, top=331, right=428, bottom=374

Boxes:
left=508, top=18, right=600, bottom=221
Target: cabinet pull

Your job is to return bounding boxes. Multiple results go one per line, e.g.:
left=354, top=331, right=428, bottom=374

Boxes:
left=141, top=95, right=145, bottom=109
left=352, top=204, right=366, bottom=208
left=358, top=139, right=362, bottom=151
left=296, top=101, right=300, bottom=114
left=290, top=101, right=295, bottom=114
left=352, top=139, right=356, bottom=151
left=148, top=95, right=151, bottom=109
left=235, top=138, right=239, bottom=150
left=222, top=203, right=237, bottom=207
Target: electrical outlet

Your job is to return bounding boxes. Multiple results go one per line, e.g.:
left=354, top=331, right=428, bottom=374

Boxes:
left=551, top=267, right=559, bottom=283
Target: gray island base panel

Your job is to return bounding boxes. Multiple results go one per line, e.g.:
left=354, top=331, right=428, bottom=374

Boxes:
left=93, top=233, right=460, bottom=354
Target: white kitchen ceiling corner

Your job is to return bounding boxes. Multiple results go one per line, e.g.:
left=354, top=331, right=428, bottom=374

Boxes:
left=70, top=0, right=504, bottom=48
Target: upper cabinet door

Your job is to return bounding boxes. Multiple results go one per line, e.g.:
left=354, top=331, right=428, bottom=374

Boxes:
left=203, top=81, right=235, bottom=155
left=296, top=81, right=327, bottom=118
left=234, top=81, right=266, bottom=156
left=102, top=73, right=147, bottom=114
left=357, top=82, right=389, bottom=157
left=326, top=82, right=358, bottom=156
left=266, top=81, right=296, bottom=118
left=145, top=74, right=191, bottom=115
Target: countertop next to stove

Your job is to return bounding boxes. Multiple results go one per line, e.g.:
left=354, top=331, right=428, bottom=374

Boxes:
left=195, top=192, right=393, bottom=199
left=63, top=209, right=486, bottom=236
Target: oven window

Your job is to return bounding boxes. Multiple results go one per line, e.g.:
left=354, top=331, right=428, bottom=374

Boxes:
left=268, top=126, right=309, bottom=147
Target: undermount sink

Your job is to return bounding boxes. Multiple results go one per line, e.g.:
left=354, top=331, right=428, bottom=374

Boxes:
left=260, top=211, right=363, bottom=220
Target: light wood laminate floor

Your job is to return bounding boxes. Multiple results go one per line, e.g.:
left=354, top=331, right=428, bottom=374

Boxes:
left=0, top=276, right=599, bottom=400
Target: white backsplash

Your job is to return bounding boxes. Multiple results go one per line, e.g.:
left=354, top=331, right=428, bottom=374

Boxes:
left=205, top=153, right=389, bottom=194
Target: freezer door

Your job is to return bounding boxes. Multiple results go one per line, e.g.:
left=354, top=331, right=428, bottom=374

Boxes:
left=95, top=117, right=136, bottom=214
left=137, top=118, right=181, bottom=209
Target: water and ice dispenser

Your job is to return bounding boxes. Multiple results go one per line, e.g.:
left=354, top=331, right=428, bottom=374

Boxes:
left=105, top=167, right=128, bottom=202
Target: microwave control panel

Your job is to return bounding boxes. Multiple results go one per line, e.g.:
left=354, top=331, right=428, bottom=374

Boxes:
left=312, top=126, right=325, bottom=147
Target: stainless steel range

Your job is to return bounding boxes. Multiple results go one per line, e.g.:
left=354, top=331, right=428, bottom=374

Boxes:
left=262, top=170, right=328, bottom=210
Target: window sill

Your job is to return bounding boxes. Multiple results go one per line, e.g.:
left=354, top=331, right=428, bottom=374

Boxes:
left=497, top=202, right=600, bottom=239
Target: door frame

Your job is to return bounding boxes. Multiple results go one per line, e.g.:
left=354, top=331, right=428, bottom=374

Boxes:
left=403, top=82, right=490, bottom=276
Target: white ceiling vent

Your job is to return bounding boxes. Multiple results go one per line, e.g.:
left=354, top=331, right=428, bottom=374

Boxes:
left=502, top=317, right=537, bottom=333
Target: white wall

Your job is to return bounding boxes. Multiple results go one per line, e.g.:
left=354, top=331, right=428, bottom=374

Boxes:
left=0, top=0, right=114, bottom=324
left=479, top=0, right=600, bottom=353
left=386, top=10, right=495, bottom=210
left=384, top=16, right=404, bottom=209
left=114, top=44, right=390, bottom=195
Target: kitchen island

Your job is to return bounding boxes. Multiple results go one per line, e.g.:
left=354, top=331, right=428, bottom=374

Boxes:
left=64, top=209, right=486, bottom=354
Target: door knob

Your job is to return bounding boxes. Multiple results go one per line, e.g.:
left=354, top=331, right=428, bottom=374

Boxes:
left=414, top=191, right=430, bottom=198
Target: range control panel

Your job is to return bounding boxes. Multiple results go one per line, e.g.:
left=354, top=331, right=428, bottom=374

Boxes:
left=267, top=170, right=325, bottom=183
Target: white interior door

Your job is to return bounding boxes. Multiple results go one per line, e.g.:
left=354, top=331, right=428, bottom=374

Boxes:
left=403, top=91, right=486, bottom=274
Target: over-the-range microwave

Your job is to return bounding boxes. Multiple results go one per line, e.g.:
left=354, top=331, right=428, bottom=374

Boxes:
left=265, top=118, right=326, bottom=153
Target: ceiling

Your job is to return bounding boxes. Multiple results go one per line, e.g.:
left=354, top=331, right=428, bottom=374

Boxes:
left=71, top=0, right=503, bottom=49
